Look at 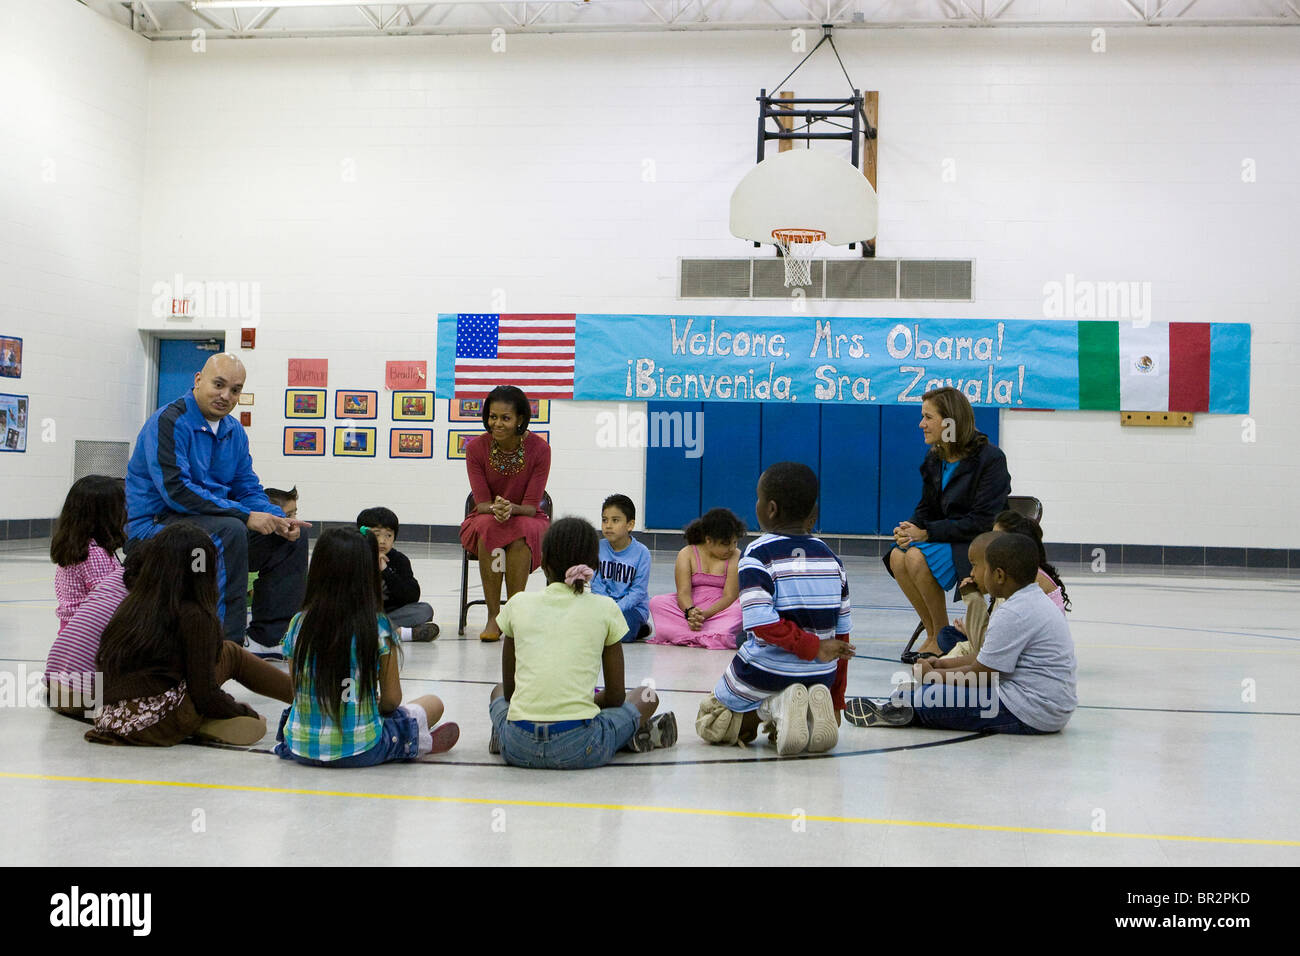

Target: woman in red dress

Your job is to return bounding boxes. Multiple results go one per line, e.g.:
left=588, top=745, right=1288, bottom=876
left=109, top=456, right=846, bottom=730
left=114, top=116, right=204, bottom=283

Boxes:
left=459, top=385, right=551, bottom=642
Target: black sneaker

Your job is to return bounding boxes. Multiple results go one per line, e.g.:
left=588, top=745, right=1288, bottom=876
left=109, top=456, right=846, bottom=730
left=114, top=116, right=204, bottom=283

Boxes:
left=843, top=697, right=913, bottom=728
left=626, top=712, right=678, bottom=752
left=412, top=622, right=440, bottom=642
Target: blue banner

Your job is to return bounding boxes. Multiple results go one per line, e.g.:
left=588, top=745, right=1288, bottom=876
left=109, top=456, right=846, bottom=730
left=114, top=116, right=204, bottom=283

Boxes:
left=436, top=314, right=1249, bottom=411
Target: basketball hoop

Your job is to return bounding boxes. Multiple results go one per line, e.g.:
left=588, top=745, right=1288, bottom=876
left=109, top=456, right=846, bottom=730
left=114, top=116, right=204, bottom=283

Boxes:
left=771, top=228, right=825, bottom=287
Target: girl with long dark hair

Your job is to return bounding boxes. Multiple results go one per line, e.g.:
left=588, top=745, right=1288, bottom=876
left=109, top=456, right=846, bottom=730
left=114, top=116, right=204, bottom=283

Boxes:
left=274, top=528, right=457, bottom=767
left=87, top=522, right=292, bottom=746
left=50, top=475, right=126, bottom=635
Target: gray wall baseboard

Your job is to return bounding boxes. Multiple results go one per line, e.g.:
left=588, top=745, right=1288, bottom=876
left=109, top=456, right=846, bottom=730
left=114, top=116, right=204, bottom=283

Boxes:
left=4, top=519, right=1295, bottom=572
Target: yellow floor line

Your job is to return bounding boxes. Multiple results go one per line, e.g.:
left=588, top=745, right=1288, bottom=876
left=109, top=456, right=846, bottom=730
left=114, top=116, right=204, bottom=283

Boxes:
left=1, top=771, right=1295, bottom=847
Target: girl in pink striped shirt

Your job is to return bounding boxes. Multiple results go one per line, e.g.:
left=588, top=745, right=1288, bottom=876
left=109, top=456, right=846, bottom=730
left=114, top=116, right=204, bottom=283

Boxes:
left=45, top=476, right=127, bottom=718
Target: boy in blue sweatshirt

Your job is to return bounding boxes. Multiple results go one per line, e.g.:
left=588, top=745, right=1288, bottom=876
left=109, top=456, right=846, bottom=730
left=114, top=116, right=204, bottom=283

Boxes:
left=593, top=494, right=652, bottom=642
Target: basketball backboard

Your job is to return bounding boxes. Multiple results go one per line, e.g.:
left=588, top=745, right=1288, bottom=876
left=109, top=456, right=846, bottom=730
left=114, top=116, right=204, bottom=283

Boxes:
left=729, top=149, right=878, bottom=247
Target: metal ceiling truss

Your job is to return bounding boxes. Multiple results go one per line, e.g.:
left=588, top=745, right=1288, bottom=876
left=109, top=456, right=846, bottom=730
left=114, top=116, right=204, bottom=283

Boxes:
left=88, top=0, right=1300, bottom=38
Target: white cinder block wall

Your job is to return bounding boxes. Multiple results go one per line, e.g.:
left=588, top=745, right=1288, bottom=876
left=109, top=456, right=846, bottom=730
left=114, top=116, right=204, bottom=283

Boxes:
left=0, top=0, right=151, bottom=517
left=6, top=16, right=1299, bottom=549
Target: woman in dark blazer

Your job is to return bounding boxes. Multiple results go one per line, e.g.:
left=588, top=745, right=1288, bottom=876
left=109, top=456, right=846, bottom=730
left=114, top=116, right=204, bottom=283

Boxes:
left=885, top=386, right=1011, bottom=659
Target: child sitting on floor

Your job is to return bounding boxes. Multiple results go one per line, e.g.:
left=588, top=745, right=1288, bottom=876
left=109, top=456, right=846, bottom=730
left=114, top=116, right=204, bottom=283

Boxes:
left=592, top=494, right=652, bottom=642
left=86, top=523, right=294, bottom=747
left=356, top=506, right=438, bottom=642
left=45, top=545, right=147, bottom=721
left=275, top=528, right=457, bottom=767
left=845, top=532, right=1077, bottom=734
left=51, top=475, right=126, bottom=636
left=695, top=463, right=856, bottom=756
left=939, top=512, right=1071, bottom=659
left=488, top=516, right=676, bottom=769
left=647, top=508, right=745, bottom=649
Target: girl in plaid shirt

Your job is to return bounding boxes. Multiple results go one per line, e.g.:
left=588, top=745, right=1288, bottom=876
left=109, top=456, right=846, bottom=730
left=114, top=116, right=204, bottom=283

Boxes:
left=274, top=528, right=459, bottom=767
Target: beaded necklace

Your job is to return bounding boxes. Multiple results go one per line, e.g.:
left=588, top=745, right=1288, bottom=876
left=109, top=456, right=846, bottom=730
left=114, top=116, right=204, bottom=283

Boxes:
left=489, top=437, right=526, bottom=476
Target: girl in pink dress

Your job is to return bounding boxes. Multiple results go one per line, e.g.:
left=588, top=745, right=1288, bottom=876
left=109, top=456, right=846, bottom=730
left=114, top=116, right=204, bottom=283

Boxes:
left=648, top=508, right=745, bottom=649
left=459, top=386, right=551, bottom=642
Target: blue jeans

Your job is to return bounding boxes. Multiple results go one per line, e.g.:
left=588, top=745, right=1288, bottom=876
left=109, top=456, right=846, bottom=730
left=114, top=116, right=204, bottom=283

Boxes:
left=489, top=696, right=641, bottom=769
left=620, top=606, right=649, bottom=643
left=899, top=686, right=1048, bottom=735
left=273, top=706, right=424, bottom=767
left=935, top=625, right=965, bottom=654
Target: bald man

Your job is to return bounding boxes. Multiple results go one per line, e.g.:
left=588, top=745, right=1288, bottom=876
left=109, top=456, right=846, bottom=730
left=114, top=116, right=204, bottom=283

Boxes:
left=126, top=354, right=310, bottom=651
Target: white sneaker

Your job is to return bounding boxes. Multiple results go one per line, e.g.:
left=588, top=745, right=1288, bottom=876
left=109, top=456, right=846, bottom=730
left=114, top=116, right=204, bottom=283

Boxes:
left=244, top=636, right=285, bottom=662
left=757, top=684, right=810, bottom=756
left=806, top=684, right=838, bottom=753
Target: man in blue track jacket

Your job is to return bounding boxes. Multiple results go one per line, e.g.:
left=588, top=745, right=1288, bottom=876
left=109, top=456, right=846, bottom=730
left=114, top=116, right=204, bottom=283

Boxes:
left=126, top=353, right=309, bottom=649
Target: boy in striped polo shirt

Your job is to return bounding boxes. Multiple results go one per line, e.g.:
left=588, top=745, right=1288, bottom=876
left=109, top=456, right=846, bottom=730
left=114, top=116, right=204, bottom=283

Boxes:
left=696, top=462, right=856, bottom=755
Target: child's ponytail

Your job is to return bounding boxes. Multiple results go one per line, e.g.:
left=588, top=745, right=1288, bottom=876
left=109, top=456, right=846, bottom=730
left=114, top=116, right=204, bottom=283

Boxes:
left=541, top=517, right=600, bottom=595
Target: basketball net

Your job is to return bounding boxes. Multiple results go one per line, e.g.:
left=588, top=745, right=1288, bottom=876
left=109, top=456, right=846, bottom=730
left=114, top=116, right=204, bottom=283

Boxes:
left=771, top=228, right=825, bottom=288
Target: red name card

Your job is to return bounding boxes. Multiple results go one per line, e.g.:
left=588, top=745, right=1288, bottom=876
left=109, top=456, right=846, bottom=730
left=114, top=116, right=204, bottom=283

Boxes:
left=385, top=360, right=427, bottom=390
left=288, top=359, right=328, bottom=387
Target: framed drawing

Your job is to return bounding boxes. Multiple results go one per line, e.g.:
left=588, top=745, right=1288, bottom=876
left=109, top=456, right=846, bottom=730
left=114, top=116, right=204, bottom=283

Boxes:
left=392, top=390, right=435, bottom=422
left=446, top=430, right=478, bottom=460
left=284, top=389, right=325, bottom=419
left=448, top=397, right=483, bottom=422
left=282, top=427, right=325, bottom=456
left=335, top=390, right=378, bottom=420
left=389, top=428, right=433, bottom=459
left=333, top=426, right=377, bottom=457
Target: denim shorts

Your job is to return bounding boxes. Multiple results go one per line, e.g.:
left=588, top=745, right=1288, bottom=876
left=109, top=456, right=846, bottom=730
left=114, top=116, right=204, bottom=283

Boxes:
left=489, top=696, right=641, bottom=770
left=274, top=706, right=424, bottom=767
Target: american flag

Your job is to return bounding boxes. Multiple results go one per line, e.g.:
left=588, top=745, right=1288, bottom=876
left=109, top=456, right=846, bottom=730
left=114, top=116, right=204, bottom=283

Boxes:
left=454, top=313, right=576, bottom=399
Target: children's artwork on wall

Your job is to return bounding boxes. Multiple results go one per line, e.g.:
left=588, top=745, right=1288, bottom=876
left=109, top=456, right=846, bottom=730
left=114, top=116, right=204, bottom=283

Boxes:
left=0, top=336, right=21, bottom=379
left=448, top=395, right=549, bottom=423
left=390, top=428, right=433, bottom=459
left=0, top=394, right=30, bottom=452
left=385, top=360, right=427, bottom=390
left=287, top=358, right=328, bottom=388
left=335, top=390, right=377, bottom=419
left=532, top=430, right=549, bottom=444
left=284, top=389, right=325, bottom=419
left=334, top=426, right=377, bottom=457
left=446, top=430, right=478, bottom=460
left=283, top=427, right=325, bottom=456
left=448, top=397, right=483, bottom=422
left=392, top=390, right=434, bottom=421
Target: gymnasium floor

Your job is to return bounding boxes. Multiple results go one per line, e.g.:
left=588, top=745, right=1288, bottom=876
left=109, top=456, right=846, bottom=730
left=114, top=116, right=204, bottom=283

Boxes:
left=2, top=538, right=1297, bottom=866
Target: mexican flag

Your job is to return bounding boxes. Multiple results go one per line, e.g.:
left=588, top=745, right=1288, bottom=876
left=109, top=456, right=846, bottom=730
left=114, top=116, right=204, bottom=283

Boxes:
left=1077, top=321, right=1250, bottom=413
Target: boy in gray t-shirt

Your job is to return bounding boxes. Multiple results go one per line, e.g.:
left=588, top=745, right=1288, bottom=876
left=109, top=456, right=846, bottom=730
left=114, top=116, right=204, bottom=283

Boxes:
left=844, top=532, right=1077, bottom=734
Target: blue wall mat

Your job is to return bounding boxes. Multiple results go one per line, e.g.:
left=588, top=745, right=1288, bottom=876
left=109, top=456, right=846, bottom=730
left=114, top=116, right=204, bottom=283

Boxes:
left=156, top=338, right=225, bottom=412
left=759, top=403, right=820, bottom=475
left=878, top=405, right=1001, bottom=533
left=644, top=401, right=702, bottom=532
left=700, top=402, right=762, bottom=531
left=820, top=405, right=882, bottom=534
